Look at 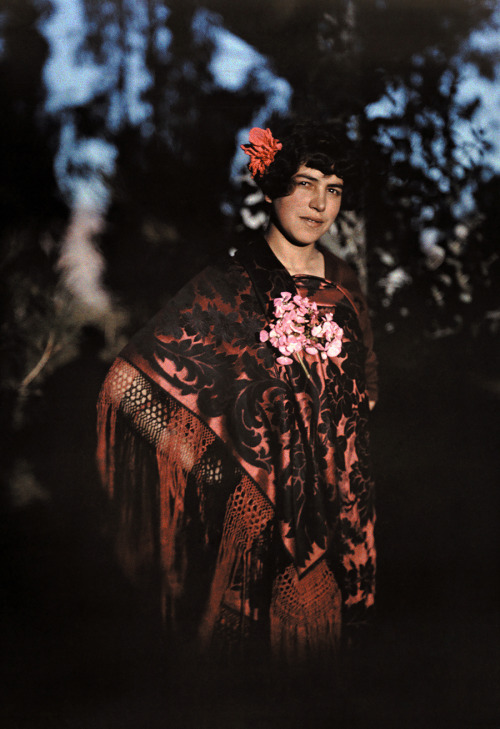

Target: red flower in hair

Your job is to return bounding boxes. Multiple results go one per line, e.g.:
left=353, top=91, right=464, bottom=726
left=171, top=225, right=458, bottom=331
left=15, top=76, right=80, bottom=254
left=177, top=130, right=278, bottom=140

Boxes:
left=241, top=127, right=282, bottom=177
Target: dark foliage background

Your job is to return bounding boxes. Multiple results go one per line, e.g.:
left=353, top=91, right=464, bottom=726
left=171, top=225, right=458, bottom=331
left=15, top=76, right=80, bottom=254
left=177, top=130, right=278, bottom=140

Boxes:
left=1, top=1, right=499, bottom=727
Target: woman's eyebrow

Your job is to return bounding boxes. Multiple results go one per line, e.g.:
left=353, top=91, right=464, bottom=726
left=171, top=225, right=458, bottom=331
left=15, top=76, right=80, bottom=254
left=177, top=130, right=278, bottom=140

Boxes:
left=294, top=173, right=343, bottom=189
left=293, top=173, right=318, bottom=182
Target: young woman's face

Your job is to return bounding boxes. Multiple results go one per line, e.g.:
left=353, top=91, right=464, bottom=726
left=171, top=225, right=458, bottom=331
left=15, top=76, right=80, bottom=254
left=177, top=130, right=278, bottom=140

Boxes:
left=266, top=164, right=343, bottom=246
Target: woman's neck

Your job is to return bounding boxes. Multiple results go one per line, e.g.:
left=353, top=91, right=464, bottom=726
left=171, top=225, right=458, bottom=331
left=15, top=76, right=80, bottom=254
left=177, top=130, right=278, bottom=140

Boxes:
left=265, top=235, right=325, bottom=277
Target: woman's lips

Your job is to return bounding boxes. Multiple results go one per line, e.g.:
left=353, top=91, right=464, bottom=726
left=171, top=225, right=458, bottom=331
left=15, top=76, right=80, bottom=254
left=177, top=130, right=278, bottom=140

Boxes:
left=301, top=217, right=324, bottom=226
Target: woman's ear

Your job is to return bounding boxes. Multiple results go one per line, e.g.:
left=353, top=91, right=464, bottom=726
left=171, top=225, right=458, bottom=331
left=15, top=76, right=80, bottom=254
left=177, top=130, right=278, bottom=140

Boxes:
left=264, top=195, right=272, bottom=204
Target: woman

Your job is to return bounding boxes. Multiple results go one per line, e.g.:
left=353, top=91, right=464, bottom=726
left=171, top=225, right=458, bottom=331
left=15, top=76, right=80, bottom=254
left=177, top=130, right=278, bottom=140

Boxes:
left=97, top=120, right=377, bottom=668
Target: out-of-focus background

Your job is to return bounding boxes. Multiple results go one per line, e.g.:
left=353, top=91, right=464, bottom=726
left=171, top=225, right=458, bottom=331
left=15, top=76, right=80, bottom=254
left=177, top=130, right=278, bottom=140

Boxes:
left=1, top=1, right=499, bottom=727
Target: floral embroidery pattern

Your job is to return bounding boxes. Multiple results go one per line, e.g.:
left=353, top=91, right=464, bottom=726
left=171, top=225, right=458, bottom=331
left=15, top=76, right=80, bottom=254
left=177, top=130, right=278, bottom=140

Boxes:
left=117, top=239, right=375, bottom=626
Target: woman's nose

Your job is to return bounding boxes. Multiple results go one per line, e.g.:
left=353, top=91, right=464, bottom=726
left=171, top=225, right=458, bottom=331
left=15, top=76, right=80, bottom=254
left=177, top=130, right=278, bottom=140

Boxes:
left=310, top=189, right=326, bottom=211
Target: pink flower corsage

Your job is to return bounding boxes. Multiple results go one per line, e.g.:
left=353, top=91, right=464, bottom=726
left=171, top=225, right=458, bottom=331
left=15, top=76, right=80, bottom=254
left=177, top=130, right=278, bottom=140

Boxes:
left=241, top=127, right=282, bottom=177
left=260, top=292, right=343, bottom=377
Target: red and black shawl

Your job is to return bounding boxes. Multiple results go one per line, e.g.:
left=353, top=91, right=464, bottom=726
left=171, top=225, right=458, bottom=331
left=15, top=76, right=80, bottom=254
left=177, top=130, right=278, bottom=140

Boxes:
left=97, top=236, right=377, bottom=663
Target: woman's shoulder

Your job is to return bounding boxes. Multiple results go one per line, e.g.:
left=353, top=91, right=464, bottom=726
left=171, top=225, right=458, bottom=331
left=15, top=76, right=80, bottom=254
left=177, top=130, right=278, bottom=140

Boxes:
left=321, top=248, right=362, bottom=293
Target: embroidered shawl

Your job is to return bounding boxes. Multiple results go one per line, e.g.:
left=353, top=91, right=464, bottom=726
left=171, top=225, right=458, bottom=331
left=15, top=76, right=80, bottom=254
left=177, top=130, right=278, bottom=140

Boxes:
left=97, top=236, right=377, bottom=663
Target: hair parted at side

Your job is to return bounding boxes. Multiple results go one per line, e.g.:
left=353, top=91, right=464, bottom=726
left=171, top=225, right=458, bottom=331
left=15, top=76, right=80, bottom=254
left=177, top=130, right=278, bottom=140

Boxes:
left=249, top=119, right=359, bottom=203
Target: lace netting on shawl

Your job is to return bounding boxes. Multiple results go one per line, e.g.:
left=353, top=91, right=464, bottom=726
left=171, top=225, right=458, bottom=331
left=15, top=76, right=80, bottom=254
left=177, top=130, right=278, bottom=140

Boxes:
left=98, top=357, right=345, bottom=662
left=98, top=358, right=343, bottom=660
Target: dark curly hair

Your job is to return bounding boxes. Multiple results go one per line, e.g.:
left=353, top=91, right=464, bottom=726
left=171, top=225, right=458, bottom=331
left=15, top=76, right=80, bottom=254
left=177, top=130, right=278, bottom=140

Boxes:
left=254, top=119, right=359, bottom=205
